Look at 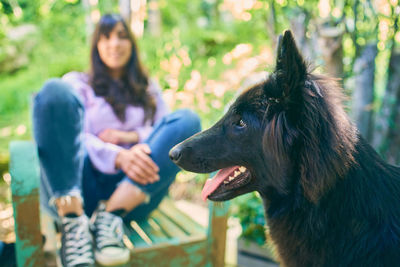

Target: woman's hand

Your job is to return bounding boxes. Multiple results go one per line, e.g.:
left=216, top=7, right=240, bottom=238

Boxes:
left=98, top=129, right=139, bottom=145
left=115, top=144, right=160, bottom=185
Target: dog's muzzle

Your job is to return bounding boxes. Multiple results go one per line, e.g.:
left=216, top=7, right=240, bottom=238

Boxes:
left=169, top=144, right=182, bottom=163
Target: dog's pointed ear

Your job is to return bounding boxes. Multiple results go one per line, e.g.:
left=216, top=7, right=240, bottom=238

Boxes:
left=274, top=30, right=307, bottom=97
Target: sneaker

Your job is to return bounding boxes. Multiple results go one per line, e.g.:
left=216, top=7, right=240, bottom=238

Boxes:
left=60, top=214, right=94, bottom=267
left=91, top=203, right=130, bottom=266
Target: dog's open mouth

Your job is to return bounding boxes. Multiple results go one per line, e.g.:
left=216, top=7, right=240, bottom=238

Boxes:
left=201, top=166, right=251, bottom=201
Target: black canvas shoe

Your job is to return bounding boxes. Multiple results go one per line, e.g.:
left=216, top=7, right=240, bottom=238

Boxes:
left=60, top=214, right=94, bottom=267
left=91, top=203, right=130, bottom=266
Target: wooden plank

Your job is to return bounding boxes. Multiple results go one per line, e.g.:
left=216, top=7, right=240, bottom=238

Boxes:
left=151, top=210, right=188, bottom=239
left=10, top=141, right=45, bottom=267
left=208, top=201, right=229, bottom=267
left=128, top=238, right=210, bottom=267
left=138, top=218, right=170, bottom=244
left=124, top=221, right=151, bottom=248
left=158, top=198, right=206, bottom=236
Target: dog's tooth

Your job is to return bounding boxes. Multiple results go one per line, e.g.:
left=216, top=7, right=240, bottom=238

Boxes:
left=224, top=180, right=229, bottom=184
left=228, top=176, right=234, bottom=181
left=234, top=171, right=240, bottom=177
left=239, top=166, right=246, bottom=172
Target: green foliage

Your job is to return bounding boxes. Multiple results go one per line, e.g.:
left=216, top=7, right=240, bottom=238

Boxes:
left=0, top=1, right=88, bottom=114
left=141, top=0, right=271, bottom=127
left=0, top=0, right=272, bottom=123
left=231, top=192, right=266, bottom=246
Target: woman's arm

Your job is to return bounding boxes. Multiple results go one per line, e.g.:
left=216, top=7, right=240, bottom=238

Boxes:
left=115, top=144, right=159, bottom=184
left=98, top=129, right=139, bottom=145
left=86, top=133, right=158, bottom=184
left=85, top=132, right=123, bottom=174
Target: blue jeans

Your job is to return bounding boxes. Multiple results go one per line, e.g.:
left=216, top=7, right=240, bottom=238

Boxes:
left=33, top=79, right=201, bottom=222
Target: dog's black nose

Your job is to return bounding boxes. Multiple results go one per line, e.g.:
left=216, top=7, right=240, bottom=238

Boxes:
left=169, top=146, right=182, bottom=163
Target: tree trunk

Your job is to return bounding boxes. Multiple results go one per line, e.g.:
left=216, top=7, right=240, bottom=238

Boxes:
left=290, top=12, right=314, bottom=60
left=266, top=0, right=277, bottom=48
left=371, top=48, right=400, bottom=160
left=318, top=26, right=344, bottom=79
left=130, top=0, right=147, bottom=37
left=119, top=0, right=131, bottom=25
left=148, top=0, right=161, bottom=37
left=380, top=50, right=400, bottom=164
left=82, top=0, right=94, bottom=42
left=351, top=43, right=377, bottom=142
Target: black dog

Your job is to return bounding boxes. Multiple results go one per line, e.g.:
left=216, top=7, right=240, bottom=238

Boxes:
left=169, top=30, right=400, bottom=267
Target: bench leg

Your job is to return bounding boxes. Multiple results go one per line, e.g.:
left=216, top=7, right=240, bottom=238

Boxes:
left=10, top=141, right=45, bottom=267
left=207, top=202, right=229, bottom=267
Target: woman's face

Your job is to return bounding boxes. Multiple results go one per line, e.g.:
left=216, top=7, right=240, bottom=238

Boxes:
left=97, top=22, right=132, bottom=75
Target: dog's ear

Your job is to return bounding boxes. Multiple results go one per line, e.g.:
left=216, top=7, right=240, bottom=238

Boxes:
left=274, top=30, right=307, bottom=99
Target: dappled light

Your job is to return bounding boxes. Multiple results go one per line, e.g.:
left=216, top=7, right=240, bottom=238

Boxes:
left=158, top=37, right=272, bottom=113
left=220, top=0, right=259, bottom=21
left=318, top=0, right=331, bottom=18
left=0, top=204, right=14, bottom=243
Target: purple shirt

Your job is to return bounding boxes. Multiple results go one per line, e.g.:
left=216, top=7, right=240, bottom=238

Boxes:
left=62, top=72, right=169, bottom=174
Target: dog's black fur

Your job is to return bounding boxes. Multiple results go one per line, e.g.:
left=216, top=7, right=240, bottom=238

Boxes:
left=169, top=30, right=400, bottom=266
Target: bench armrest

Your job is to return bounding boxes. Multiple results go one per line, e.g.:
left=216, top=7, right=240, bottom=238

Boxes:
left=208, top=201, right=229, bottom=266
left=10, top=141, right=44, bottom=267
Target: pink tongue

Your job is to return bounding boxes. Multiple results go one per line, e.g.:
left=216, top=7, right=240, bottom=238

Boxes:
left=201, top=166, right=239, bottom=201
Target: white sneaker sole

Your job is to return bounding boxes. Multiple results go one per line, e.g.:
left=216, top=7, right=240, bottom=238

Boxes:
left=95, top=248, right=130, bottom=266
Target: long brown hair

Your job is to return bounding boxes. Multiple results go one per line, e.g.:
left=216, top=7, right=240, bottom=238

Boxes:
left=90, top=14, right=156, bottom=122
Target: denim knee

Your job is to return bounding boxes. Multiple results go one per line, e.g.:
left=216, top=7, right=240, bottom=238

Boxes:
left=172, top=109, right=201, bottom=136
left=35, top=78, right=82, bottom=109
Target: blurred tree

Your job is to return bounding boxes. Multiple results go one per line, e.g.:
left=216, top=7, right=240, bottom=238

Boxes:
left=119, top=0, right=131, bottom=24
left=383, top=49, right=400, bottom=164
left=261, top=0, right=400, bottom=164
left=348, top=0, right=378, bottom=142
left=148, top=0, right=161, bottom=36
left=266, top=0, right=278, bottom=48
left=123, top=0, right=146, bottom=37
left=371, top=2, right=400, bottom=163
left=82, top=0, right=99, bottom=41
left=318, top=25, right=344, bottom=79
left=352, top=43, right=377, bottom=141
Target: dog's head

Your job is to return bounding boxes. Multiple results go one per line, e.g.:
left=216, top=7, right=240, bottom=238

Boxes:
left=170, top=30, right=357, bottom=203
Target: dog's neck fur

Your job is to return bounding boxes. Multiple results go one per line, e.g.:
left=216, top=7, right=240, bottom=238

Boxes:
left=256, top=75, right=400, bottom=266
left=260, top=74, right=359, bottom=204
left=261, top=131, right=400, bottom=266
left=295, top=75, right=359, bottom=202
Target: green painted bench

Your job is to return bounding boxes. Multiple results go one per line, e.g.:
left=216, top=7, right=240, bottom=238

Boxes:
left=10, top=140, right=229, bottom=267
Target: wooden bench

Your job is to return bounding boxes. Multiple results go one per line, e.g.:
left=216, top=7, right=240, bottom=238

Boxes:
left=10, top=140, right=229, bottom=267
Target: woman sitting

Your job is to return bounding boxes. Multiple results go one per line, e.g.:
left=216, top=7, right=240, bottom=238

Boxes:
left=33, top=14, right=200, bottom=267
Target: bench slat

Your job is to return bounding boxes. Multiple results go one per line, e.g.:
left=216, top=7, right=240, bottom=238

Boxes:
left=124, top=222, right=151, bottom=248
left=124, top=198, right=206, bottom=248
left=127, top=238, right=209, bottom=266
left=138, top=219, right=170, bottom=244
left=158, top=198, right=205, bottom=236
left=151, top=210, right=188, bottom=239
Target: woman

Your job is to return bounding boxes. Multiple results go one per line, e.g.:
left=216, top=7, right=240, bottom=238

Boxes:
left=33, top=14, right=200, bottom=267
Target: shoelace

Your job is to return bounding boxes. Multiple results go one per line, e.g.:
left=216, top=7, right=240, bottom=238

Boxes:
left=94, top=211, right=124, bottom=249
left=62, top=216, right=93, bottom=266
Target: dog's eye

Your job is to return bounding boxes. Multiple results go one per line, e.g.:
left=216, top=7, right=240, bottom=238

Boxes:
left=236, top=119, right=247, bottom=128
